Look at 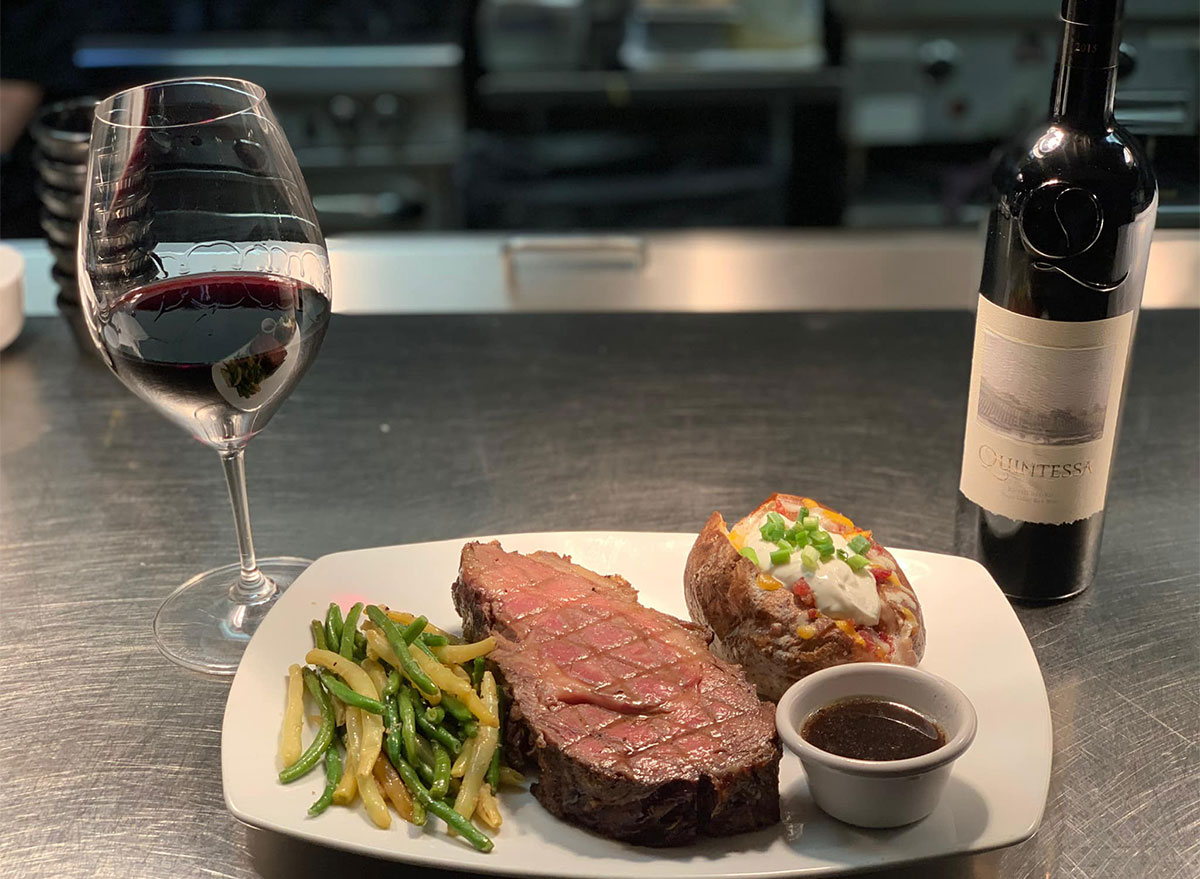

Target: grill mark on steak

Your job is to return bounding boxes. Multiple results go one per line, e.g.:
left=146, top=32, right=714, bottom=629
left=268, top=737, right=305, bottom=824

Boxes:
left=453, top=541, right=781, bottom=846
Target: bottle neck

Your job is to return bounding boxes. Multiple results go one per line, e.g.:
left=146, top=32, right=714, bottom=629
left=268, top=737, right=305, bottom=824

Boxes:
left=1051, top=61, right=1118, bottom=126
left=1050, top=0, right=1122, bottom=126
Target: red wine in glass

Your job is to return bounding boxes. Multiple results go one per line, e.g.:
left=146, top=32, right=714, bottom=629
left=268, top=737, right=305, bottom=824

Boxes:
left=102, top=272, right=331, bottom=447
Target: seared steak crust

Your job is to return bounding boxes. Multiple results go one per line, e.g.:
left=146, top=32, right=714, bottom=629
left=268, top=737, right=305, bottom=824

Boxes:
left=453, top=541, right=780, bottom=846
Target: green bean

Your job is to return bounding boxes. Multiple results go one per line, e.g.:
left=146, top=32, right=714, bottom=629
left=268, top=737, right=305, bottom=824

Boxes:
left=440, top=695, right=473, bottom=724
left=418, top=632, right=449, bottom=647
left=414, top=733, right=436, bottom=770
left=415, top=638, right=438, bottom=659
left=471, top=657, right=485, bottom=688
left=383, top=697, right=403, bottom=764
left=391, top=757, right=494, bottom=853
left=405, top=732, right=436, bottom=786
left=324, top=603, right=344, bottom=653
left=315, top=669, right=386, bottom=715
left=429, top=741, right=452, bottom=799
left=401, top=615, right=428, bottom=642
left=364, top=606, right=438, bottom=695
left=416, top=711, right=462, bottom=756
left=424, top=705, right=445, bottom=725
left=402, top=616, right=438, bottom=658
left=486, top=742, right=501, bottom=792
left=310, top=620, right=327, bottom=651
left=308, top=745, right=343, bottom=815
left=339, top=602, right=364, bottom=659
left=382, top=670, right=401, bottom=699
left=460, top=720, right=478, bottom=739
left=353, top=631, right=367, bottom=662
left=372, top=709, right=424, bottom=826
left=398, top=619, right=441, bottom=658
left=397, top=687, right=420, bottom=766
left=279, top=669, right=335, bottom=783
left=415, top=750, right=436, bottom=786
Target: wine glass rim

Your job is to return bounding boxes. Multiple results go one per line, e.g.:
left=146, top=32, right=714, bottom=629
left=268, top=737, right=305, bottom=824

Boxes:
left=93, top=77, right=267, bottom=130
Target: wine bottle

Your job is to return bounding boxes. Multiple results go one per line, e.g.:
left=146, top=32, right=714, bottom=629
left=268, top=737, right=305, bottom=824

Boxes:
left=956, top=0, right=1157, bottom=601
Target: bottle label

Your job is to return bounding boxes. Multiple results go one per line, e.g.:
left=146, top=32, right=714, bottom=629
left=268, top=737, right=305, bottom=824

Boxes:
left=959, top=294, right=1134, bottom=525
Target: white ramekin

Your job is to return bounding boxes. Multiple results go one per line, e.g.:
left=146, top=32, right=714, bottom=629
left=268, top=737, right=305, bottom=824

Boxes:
left=0, top=244, right=24, bottom=351
left=776, top=663, right=977, bottom=828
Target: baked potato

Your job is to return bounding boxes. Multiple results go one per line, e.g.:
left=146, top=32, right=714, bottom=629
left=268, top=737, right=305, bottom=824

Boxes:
left=684, top=493, right=925, bottom=702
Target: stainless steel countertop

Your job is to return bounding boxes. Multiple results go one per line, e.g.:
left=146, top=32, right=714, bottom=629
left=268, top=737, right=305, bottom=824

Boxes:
left=1, top=308, right=1197, bottom=879
left=9, top=228, right=1200, bottom=316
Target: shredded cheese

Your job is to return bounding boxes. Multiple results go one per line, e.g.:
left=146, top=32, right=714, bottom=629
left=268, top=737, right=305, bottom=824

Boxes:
left=797, top=624, right=817, bottom=640
left=834, top=619, right=867, bottom=648
left=816, top=504, right=855, bottom=531
left=756, top=573, right=785, bottom=591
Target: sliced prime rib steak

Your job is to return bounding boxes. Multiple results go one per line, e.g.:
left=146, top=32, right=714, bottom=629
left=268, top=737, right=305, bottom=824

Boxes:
left=452, top=541, right=781, bottom=846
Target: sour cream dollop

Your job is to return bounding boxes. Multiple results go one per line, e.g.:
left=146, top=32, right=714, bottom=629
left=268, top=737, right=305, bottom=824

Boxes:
left=741, top=514, right=882, bottom=626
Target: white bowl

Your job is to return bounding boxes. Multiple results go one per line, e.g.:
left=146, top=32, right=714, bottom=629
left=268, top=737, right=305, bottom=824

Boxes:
left=776, top=663, right=978, bottom=828
left=0, top=243, right=24, bottom=351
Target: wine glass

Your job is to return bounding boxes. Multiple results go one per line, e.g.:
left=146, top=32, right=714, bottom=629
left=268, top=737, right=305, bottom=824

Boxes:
left=78, top=78, right=332, bottom=675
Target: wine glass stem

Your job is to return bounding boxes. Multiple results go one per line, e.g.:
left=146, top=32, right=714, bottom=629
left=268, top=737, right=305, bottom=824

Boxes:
left=219, top=447, right=274, bottom=604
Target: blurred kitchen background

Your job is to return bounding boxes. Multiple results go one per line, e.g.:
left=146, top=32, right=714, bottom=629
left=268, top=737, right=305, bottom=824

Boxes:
left=2, top=0, right=1197, bottom=241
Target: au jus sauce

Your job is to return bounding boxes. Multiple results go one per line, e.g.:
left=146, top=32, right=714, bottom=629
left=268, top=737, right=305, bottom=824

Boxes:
left=801, top=697, right=946, bottom=761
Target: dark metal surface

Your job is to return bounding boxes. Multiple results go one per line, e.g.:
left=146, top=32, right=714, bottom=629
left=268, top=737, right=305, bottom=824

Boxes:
left=1, top=310, right=1196, bottom=879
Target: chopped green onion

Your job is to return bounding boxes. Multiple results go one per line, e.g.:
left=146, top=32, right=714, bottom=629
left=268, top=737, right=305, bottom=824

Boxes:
left=819, top=548, right=835, bottom=562
left=800, top=545, right=820, bottom=569
left=739, top=546, right=760, bottom=566
left=760, top=522, right=785, bottom=542
left=770, top=548, right=792, bottom=566
left=797, top=506, right=810, bottom=520
left=846, top=553, right=870, bottom=571
left=836, top=549, right=848, bottom=561
left=802, top=516, right=820, bottom=531
left=848, top=535, right=872, bottom=554
left=811, top=530, right=832, bottom=544
left=776, top=538, right=795, bottom=553
left=786, top=527, right=810, bottom=548
left=766, top=512, right=787, bottom=527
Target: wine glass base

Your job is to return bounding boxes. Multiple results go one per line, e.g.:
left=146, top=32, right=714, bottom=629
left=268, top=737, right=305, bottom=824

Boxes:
left=153, top=556, right=313, bottom=676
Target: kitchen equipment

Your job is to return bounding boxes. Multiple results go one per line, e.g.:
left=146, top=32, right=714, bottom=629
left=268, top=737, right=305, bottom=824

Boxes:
left=29, top=97, right=99, bottom=352
left=73, top=37, right=465, bottom=234
left=620, top=0, right=824, bottom=72
left=832, top=0, right=1198, bottom=227
left=477, top=0, right=591, bottom=71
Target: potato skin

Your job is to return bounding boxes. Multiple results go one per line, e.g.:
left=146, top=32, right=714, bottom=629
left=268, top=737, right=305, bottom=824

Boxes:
left=684, top=497, right=925, bottom=703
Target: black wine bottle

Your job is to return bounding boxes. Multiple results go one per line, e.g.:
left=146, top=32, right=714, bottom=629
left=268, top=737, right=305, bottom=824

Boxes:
left=956, top=0, right=1157, bottom=601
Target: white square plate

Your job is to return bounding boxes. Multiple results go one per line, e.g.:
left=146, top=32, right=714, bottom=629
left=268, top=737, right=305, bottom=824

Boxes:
left=222, top=532, right=1052, bottom=878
